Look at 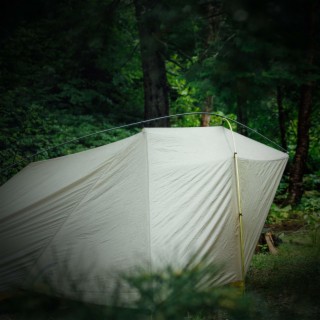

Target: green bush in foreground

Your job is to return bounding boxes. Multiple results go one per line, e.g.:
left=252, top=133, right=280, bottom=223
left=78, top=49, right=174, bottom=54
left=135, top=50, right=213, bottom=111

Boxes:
left=121, top=264, right=266, bottom=320
left=0, top=263, right=267, bottom=320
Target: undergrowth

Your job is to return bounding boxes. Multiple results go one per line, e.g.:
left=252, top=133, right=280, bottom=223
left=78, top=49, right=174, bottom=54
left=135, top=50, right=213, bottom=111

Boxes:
left=246, top=231, right=320, bottom=320
left=0, top=263, right=266, bottom=320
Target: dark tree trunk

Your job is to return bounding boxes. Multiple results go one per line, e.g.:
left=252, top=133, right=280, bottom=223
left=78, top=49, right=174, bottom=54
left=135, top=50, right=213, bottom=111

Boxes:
left=200, top=3, right=221, bottom=127
left=236, top=93, right=248, bottom=136
left=286, top=1, right=317, bottom=204
left=134, top=0, right=169, bottom=127
left=235, top=77, right=249, bottom=136
left=286, top=84, right=313, bottom=204
left=277, top=86, right=287, bottom=151
left=201, top=96, right=213, bottom=127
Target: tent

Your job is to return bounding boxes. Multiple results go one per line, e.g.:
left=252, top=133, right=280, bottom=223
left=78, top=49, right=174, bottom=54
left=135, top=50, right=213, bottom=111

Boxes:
left=0, top=127, right=288, bottom=304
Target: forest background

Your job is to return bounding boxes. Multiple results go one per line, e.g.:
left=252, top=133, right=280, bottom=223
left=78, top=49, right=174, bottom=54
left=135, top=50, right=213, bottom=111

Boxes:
left=0, top=0, right=319, bottom=216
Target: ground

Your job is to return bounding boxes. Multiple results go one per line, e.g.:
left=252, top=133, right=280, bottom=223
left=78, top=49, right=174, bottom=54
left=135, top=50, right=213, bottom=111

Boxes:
left=246, top=227, right=320, bottom=320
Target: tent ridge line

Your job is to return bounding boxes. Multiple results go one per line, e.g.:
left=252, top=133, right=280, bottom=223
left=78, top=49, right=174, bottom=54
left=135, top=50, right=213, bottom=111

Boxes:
left=143, top=131, right=153, bottom=275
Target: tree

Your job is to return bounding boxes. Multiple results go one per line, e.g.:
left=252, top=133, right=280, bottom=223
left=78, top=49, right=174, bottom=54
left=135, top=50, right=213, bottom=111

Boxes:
left=286, top=1, right=319, bottom=204
left=134, top=0, right=169, bottom=127
left=200, top=2, right=222, bottom=127
left=221, top=0, right=319, bottom=204
left=276, top=86, right=287, bottom=151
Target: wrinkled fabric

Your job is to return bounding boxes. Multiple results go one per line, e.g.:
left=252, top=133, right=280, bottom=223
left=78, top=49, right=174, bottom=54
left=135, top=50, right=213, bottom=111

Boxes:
left=0, top=127, right=288, bottom=304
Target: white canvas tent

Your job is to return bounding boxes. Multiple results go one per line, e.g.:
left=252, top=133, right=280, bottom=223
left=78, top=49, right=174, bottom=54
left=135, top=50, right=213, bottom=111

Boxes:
left=0, top=127, right=288, bottom=304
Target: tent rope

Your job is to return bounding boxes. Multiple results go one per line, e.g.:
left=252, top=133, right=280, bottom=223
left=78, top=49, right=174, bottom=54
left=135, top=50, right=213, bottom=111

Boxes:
left=1, top=112, right=288, bottom=174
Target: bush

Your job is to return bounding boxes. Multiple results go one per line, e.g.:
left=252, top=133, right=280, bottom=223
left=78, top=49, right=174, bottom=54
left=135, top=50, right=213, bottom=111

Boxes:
left=0, top=263, right=266, bottom=320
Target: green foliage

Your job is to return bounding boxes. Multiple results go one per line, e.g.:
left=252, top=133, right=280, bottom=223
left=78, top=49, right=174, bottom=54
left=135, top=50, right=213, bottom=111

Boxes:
left=1, top=0, right=319, bottom=178
left=0, top=0, right=144, bottom=121
left=0, top=106, right=138, bottom=185
left=266, top=204, right=292, bottom=225
left=167, top=58, right=201, bottom=127
left=256, top=243, right=269, bottom=255
left=0, top=263, right=266, bottom=320
left=296, top=191, right=320, bottom=244
left=0, top=0, right=145, bottom=186
left=266, top=172, right=320, bottom=244
left=123, top=264, right=260, bottom=320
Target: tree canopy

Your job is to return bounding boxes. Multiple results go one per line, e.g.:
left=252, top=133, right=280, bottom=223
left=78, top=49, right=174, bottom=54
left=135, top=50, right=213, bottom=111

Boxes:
left=0, top=0, right=319, bottom=205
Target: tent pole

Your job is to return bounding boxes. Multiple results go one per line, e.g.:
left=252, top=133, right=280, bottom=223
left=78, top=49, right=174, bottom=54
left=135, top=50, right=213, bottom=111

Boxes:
left=234, top=151, right=246, bottom=291
left=223, top=119, right=246, bottom=291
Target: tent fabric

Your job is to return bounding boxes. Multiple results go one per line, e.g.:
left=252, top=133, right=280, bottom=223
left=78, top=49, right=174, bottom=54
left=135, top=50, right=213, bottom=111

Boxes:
left=0, top=127, right=288, bottom=304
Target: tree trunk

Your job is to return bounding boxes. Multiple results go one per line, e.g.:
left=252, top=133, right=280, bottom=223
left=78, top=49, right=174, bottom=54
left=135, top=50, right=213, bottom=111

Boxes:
left=265, top=232, right=278, bottom=255
left=286, top=1, right=317, bottom=204
left=277, top=86, right=287, bottom=151
left=201, top=96, right=213, bottom=127
left=286, top=84, right=313, bottom=204
left=134, top=0, right=169, bottom=127
left=236, top=92, right=248, bottom=136
left=200, top=2, right=221, bottom=127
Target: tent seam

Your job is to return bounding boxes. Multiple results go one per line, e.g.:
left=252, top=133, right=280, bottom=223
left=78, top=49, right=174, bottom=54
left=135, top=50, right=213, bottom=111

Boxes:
left=144, top=130, right=153, bottom=275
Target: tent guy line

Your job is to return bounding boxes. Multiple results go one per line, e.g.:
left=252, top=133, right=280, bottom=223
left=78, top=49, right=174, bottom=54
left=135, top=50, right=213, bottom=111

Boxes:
left=1, top=112, right=288, bottom=174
